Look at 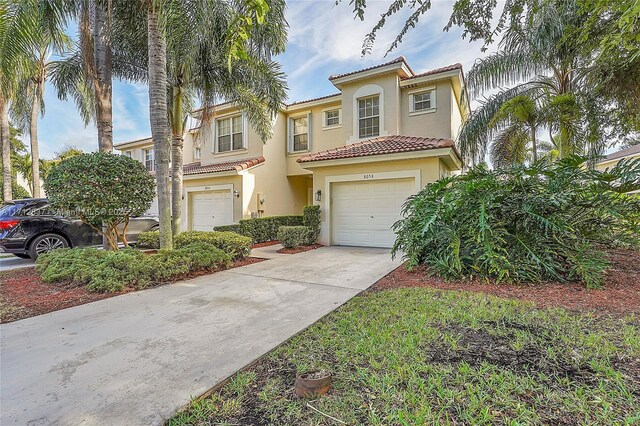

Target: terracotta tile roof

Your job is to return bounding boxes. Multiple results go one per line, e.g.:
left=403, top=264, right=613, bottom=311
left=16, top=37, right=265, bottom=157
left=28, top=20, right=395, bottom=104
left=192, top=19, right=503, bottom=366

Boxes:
left=287, top=93, right=341, bottom=107
left=183, top=156, right=265, bottom=175
left=402, top=63, right=462, bottom=80
left=604, top=145, right=640, bottom=161
left=297, top=135, right=455, bottom=163
left=329, top=56, right=412, bottom=80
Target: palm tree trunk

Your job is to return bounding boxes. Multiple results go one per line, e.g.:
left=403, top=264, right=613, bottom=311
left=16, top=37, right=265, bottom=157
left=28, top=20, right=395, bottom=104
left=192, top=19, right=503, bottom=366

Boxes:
left=93, top=0, right=113, bottom=152
left=171, top=85, right=184, bottom=236
left=530, top=125, right=537, bottom=163
left=1, top=96, right=11, bottom=201
left=30, top=84, right=41, bottom=197
left=147, top=4, right=173, bottom=249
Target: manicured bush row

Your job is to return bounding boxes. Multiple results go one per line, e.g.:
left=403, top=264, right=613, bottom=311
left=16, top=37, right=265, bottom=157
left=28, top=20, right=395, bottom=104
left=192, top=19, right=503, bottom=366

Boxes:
left=36, top=243, right=232, bottom=293
left=136, top=230, right=251, bottom=259
left=277, top=226, right=311, bottom=248
left=237, top=215, right=304, bottom=243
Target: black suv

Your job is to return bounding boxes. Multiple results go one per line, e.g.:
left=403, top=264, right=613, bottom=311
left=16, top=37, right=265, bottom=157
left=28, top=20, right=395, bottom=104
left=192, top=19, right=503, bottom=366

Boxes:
left=0, top=198, right=158, bottom=259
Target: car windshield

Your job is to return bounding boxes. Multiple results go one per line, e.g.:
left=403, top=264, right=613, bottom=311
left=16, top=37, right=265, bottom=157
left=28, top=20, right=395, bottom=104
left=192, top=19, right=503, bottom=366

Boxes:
left=0, top=203, right=24, bottom=217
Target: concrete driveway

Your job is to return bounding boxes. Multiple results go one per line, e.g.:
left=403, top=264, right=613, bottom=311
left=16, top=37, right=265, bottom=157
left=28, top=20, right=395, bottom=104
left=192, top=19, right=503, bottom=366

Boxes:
left=0, top=255, right=34, bottom=271
left=1, top=246, right=400, bottom=425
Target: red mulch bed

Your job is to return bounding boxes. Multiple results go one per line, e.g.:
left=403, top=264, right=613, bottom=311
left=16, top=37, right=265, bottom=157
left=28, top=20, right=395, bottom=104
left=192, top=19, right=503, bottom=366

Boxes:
left=252, top=240, right=280, bottom=249
left=372, top=249, right=640, bottom=317
left=0, top=257, right=267, bottom=324
left=277, top=244, right=323, bottom=254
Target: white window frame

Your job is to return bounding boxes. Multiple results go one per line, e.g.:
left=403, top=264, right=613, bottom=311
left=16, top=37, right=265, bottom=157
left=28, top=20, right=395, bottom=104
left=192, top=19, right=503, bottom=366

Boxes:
left=409, top=86, right=437, bottom=115
left=214, top=113, right=247, bottom=153
left=322, top=107, right=342, bottom=129
left=124, top=150, right=133, bottom=158
left=288, top=112, right=311, bottom=153
left=144, top=148, right=154, bottom=171
left=350, top=84, right=386, bottom=144
left=194, top=147, right=202, bottom=159
left=357, top=95, right=380, bottom=139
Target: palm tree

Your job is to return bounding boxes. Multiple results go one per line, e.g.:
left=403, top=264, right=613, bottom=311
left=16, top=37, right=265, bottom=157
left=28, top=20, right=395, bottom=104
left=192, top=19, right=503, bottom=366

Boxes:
left=458, top=1, right=605, bottom=166
left=164, top=0, right=287, bottom=235
left=146, top=0, right=173, bottom=249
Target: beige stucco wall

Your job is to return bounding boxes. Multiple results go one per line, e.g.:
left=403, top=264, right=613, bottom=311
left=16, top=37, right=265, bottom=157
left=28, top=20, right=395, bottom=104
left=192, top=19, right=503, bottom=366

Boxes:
left=399, top=79, right=453, bottom=139
left=595, top=153, right=640, bottom=171
left=305, top=156, right=444, bottom=245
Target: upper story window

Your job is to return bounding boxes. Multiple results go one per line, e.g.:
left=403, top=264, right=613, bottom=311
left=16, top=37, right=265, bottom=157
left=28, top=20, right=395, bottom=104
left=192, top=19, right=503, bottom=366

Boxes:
left=217, top=115, right=244, bottom=153
left=124, top=150, right=132, bottom=158
left=194, top=147, right=202, bottom=159
left=409, top=87, right=436, bottom=114
left=324, top=109, right=341, bottom=128
left=289, top=113, right=310, bottom=153
left=358, top=95, right=380, bottom=138
left=144, top=148, right=154, bottom=171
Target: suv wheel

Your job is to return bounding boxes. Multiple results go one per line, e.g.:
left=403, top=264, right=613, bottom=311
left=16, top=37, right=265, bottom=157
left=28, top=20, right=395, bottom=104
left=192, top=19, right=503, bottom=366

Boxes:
left=29, top=233, right=69, bottom=259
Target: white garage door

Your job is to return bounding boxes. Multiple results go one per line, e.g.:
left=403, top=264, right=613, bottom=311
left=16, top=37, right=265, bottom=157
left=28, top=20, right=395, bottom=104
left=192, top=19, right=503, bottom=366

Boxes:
left=331, top=178, right=415, bottom=248
left=190, top=190, right=233, bottom=231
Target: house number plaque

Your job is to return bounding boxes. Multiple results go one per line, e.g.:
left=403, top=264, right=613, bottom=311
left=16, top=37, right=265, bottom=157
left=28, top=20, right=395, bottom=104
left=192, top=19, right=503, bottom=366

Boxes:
left=363, top=174, right=374, bottom=180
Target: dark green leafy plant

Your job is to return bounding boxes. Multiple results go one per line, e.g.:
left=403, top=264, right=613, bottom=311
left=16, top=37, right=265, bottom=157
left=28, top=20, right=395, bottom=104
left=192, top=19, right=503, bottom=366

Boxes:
left=392, top=156, right=640, bottom=288
left=43, top=152, right=156, bottom=250
left=137, top=230, right=252, bottom=260
left=303, top=205, right=321, bottom=245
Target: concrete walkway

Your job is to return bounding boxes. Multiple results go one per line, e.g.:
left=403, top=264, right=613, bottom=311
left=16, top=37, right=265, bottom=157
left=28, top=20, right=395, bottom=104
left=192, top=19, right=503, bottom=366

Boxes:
left=0, top=246, right=400, bottom=426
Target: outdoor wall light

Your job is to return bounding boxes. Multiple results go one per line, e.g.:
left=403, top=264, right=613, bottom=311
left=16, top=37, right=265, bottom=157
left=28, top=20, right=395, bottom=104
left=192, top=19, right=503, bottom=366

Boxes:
left=233, top=190, right=240, bottom=198
left=315, top=190, right=322, bottom=202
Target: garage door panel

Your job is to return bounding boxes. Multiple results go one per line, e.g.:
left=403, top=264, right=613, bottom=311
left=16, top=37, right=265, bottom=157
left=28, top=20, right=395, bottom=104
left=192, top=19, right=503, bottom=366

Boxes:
left=331, top=178, right=415, bottom=248
left=190, top=189, right=233, bottom=231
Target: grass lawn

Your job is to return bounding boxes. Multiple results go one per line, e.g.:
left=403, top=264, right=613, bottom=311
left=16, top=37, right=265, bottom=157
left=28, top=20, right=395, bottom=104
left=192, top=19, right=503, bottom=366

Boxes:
left=170, top=288, right=640, bottom=425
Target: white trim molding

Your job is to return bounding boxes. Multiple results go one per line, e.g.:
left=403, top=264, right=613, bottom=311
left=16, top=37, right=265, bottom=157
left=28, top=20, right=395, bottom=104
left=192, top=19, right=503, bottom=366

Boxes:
left=408, top=86, right=437, bottom=116
left=321, top=106, right=342, bottom=130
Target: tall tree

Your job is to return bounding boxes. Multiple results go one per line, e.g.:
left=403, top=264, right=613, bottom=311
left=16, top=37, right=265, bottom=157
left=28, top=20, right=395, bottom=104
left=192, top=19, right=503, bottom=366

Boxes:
left=146, top=0, right=173, bottom=249
left=92, top=0, right=113, bottom=152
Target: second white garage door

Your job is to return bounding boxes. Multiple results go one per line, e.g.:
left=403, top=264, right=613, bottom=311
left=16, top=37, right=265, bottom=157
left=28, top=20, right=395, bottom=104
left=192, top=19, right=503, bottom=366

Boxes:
left=190, top=190, right=233, bottom=231
left=331, top=178, right=415, bottom=248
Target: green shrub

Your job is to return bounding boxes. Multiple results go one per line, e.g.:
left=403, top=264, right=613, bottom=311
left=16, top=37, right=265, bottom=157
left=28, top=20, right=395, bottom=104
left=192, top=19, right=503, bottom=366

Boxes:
left=36, top=244, right=232, bottom=293
left=136, top=230, right=160, bottom=249
left=238, top=215, right=303, bottom=243
left=392, top=157, right=640, bottom=288
left=303, top=205, right=321, bottom=244
left=136, top=230, right=251, bottom=259
left=174, top=231, right=251, bottom=260
left=277, top=226, right=309, bottom=248
left=212, top=224, right=242, bottom=234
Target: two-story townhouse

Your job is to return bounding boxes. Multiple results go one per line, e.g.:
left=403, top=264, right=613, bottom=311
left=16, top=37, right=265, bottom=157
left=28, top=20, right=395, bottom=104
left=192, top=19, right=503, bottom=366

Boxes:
left=114, top=56, right=468, bottom=248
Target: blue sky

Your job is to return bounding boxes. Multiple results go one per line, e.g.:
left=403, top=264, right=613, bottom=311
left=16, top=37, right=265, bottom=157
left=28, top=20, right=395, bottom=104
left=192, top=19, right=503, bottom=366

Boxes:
left=32, top=1, right=496, bottom=159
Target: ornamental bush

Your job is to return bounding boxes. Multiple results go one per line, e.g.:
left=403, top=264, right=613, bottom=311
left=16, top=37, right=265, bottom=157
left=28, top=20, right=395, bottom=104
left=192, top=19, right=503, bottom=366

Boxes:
left=36, top=244, right=232, bottom=293
left=43, top=152, right=156, bottom=250
left=213, top=215, right=303, bottom=243
left=277, top=226, right=310, bottom=248
left=136, top=230, right=252, bottom=260
left=303, top=205, right=321, bottom=244
left=392, top=157, right=640, bottom=288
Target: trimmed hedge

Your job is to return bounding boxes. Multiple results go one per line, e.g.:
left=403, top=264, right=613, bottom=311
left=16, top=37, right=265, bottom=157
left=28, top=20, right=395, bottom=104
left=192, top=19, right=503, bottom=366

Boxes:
left=136, top=230, right=251, bottom=260
left=213, top=215, right=303, bottom=243
left=303, top=205, right=321, bottom=245
left=277, top=226, right=310, bottom=248
left=36, top=244, right=232, bottom=293
left=175, top=231, right=251, bottom=260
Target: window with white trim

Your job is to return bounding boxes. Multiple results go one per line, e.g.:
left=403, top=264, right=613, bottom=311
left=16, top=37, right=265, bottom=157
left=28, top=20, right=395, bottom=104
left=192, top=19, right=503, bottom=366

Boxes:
left=194, top=147, right=201, bottom=159
left=410, top=88, right=436, bottom=113
left=217, top=115, right=243, bottom=152
left=144, top=148, right=154, bottom=171
left=358, top=95, right=380, bottom=138
left=125, top=150, right=132, bottom=158
left=289, top=114, right=310, bottom=152
left=324, top=109, right=341, bottom=127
